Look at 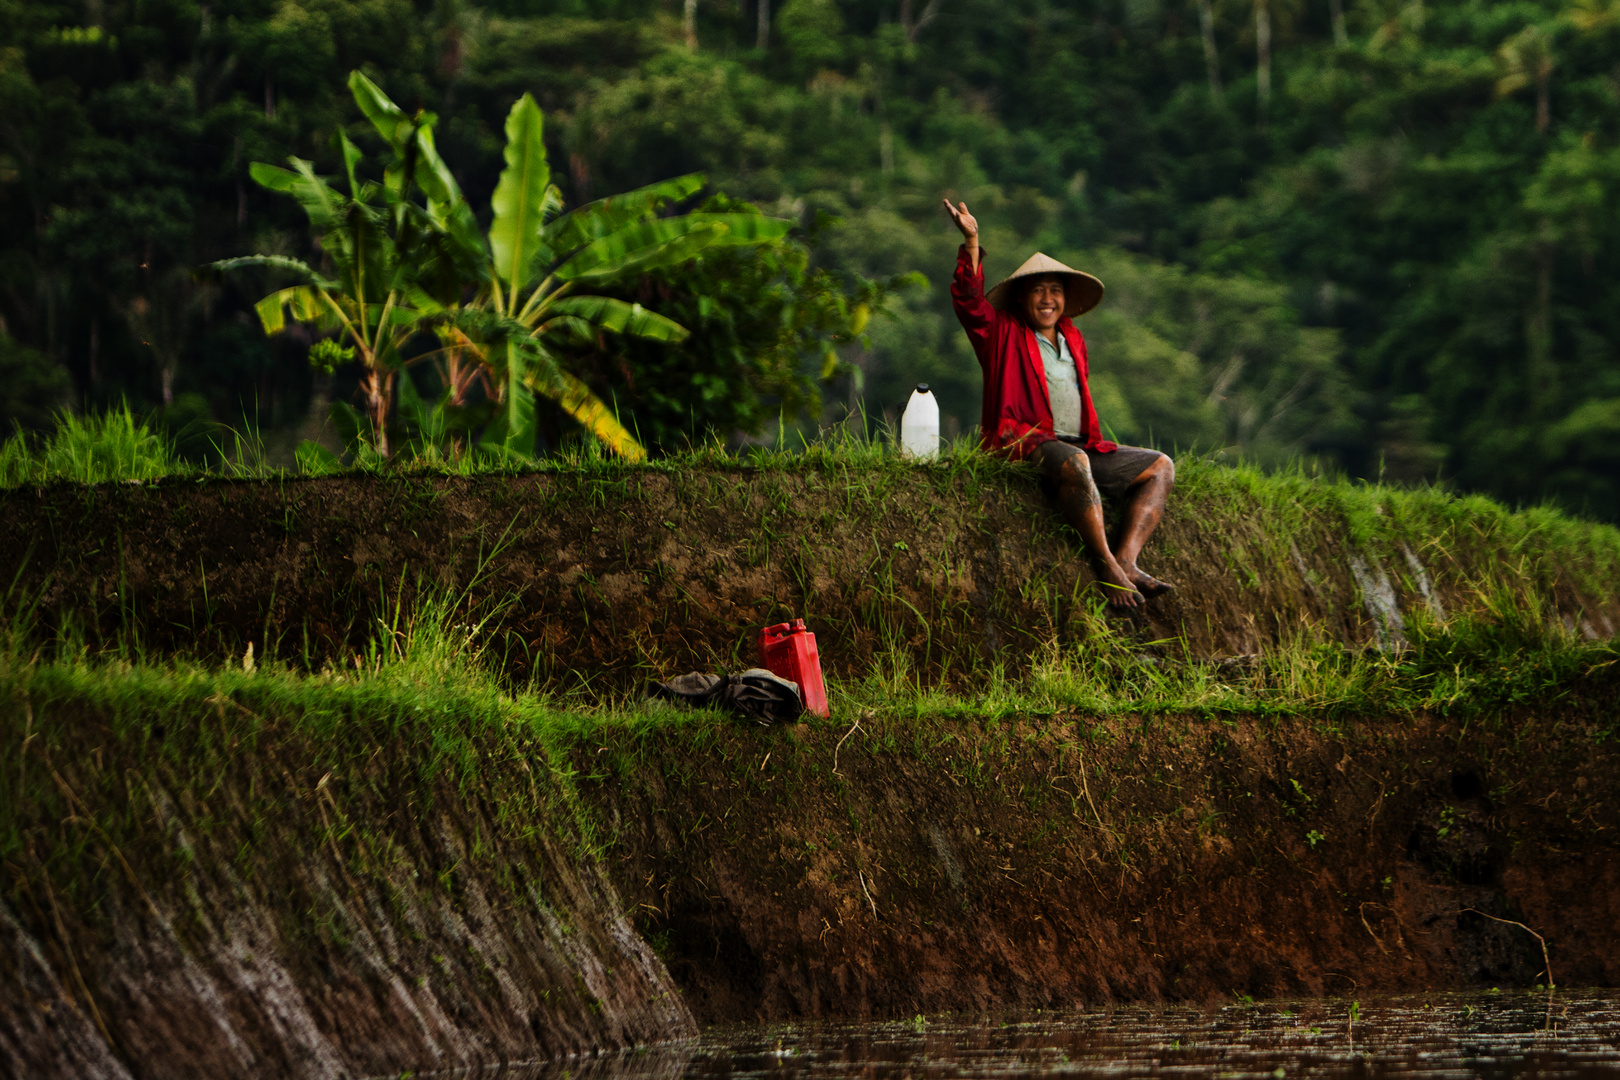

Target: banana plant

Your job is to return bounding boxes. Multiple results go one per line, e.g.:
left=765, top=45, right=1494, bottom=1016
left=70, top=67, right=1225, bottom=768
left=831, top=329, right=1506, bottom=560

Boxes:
left=348, top=75, right=792, bottom=461
left=219, top=72, right=790, bottom=461
left=211, top=118, right=452, bottom=458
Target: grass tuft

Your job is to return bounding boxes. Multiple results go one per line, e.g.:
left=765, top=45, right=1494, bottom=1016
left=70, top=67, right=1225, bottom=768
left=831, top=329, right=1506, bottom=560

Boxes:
left=1, top=406, right=183, bottom=486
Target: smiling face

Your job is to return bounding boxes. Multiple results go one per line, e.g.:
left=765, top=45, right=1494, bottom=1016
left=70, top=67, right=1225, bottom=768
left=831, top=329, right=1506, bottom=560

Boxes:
left=1020, top=275, right=1067, bottom=331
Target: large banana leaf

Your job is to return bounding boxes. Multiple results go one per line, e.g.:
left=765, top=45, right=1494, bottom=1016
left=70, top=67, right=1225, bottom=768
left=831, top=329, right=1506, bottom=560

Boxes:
left=348, top=71, right=482, bottom=257
left=555, top=214, right=791, bottom=282
left=408, top=124, right=485, bottom=261
left=554, top=220, right=725, bottom=283
left=209, top=254, right=334, bottom=289
left=477, top=340, right=541, bottom=461
left=543, top=173, right=706, bottom=256
left=337, top=130, right=364, bottom=197
left=489, top=337, right=647, bottom=461
left=250, top=160, right=343, bottom=231
left=531, top=314, right=596, bottom=345
left=545, top=296, right=690, bottom=342
left=348, top=71, right=416, bottom=156
left=488, top=94, right=555, bottom=293
left=679, top=213, right=796, bottom=243
left=546, top=372, right=647, bottom=462
left=252, top=286, right=328, bottom=335
left=405, top=119, right=459, bottom=207
left=563, top=227, right=731, bottom=284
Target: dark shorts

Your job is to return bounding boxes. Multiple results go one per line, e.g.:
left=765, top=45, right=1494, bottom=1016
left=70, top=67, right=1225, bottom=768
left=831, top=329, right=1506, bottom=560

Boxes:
left=1035, top=440, right=1165, bottom=502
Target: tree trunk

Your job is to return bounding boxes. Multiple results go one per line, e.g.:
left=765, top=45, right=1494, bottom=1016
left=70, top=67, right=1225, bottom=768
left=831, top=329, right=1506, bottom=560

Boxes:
left=1329, top=0, right=1347, bottom=46
left=901, top=0, right=944, bottom=42
left=1527, top=250, right=1553, bottom=416
left=1536, top=71, right=1550, bottom=133
left=1255, top=0, right=1271, bottom=124
left=684, top=0, right=698, bottom=50
left=364, top=368, right=393, bottom=457
left=756, top=0, right=769, bottom=48
left=1197, top=0, right=1222, bottom=95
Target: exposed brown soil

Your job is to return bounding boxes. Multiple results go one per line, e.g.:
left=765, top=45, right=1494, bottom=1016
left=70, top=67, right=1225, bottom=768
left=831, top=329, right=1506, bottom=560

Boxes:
left=0, top=697, right=693, bottom=1080
left=576, top=697, right=1620, bottom=1023
left=5, top=467, right=1620, bottom=1075
left=2, top=470, right=1615, bottom=688
left=7, top=679, right=1619, bottom=1076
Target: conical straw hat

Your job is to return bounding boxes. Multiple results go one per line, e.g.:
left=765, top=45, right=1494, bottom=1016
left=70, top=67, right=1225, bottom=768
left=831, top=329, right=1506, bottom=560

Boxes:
left=985, top=252, right=1105, bottom=320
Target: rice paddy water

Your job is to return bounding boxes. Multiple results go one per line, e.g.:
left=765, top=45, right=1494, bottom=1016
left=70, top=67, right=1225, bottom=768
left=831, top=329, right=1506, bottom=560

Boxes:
left=497, top=992, right=1620, bottom=1080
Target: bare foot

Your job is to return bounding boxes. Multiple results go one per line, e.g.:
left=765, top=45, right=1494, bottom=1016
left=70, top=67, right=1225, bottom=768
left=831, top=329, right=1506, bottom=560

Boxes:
left=1125, top=565, right=1175, bottom=599
left=1095, top=559, right=1144, bottom=608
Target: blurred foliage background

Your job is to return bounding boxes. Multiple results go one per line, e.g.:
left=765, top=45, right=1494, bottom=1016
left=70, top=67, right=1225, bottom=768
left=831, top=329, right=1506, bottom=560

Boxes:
left=2, top=0, right=1618, bottom=514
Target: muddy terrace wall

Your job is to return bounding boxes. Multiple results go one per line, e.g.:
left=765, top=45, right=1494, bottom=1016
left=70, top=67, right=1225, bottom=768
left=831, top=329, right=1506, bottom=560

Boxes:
left=575, top=692, right=1620, bottom=1022
left=3, top=459, right=1618, bottom=687
left=1, top=674, right=695, bottom=1078
left=8, top=664, right=1618, bottom=1079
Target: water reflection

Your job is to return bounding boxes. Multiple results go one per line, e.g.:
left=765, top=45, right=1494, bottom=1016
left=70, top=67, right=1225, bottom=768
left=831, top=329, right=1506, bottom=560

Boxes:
left=505, top=991, right=1620, bottom=1080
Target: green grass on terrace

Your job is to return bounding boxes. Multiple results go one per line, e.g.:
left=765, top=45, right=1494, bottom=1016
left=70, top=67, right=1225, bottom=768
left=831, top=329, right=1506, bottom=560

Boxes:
left=7, top=407, right=1620, bottom=590
left=5, top=573, right=1616, bottom=879
left=4, top=569, right=1615, bottom=748
left=7, top=415, right=1618, bottom=928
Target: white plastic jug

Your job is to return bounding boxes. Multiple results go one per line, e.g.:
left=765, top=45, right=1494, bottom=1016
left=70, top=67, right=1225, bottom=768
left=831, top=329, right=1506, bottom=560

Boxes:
left=900, top=384, right=940, bottom=459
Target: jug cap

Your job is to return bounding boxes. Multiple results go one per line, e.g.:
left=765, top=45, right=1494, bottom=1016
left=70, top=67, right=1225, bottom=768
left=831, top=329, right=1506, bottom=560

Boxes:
left=915, top=383, right=931, bottom=393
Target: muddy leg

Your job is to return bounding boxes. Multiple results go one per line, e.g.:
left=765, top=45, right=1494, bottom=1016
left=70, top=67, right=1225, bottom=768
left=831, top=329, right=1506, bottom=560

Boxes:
left=1112, top=454, right=1175, bottom=597
left=1053, top=452, right=1142, bottom=608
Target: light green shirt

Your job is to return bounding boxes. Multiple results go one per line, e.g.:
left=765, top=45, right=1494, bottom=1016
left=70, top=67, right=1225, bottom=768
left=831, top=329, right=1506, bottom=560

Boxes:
left=1036, top=331, right=1082, bottom=438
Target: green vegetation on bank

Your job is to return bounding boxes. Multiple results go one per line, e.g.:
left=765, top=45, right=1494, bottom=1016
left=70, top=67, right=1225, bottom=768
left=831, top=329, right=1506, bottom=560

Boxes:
left=0, top=579, right=1613, bottom=913
left=3, top=551, right=1615, bottom=748
left=216, top=72, right=820, bottom=464
left=6, top=407, right=1620, bottom=627
left=6, top=405, right=1619, bottom=566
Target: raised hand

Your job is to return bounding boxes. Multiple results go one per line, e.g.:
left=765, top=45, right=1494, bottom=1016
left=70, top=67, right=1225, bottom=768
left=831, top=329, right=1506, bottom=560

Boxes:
left=943, top=198, right=980, bottom=272
left=942, top=198, right=979, bottom=242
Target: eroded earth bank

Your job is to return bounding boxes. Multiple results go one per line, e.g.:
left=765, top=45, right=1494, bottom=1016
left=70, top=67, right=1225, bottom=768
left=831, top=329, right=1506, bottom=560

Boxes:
left=577, top=700, right=1620, bottom=1023
left=5, top=677, right=1618, bottom=1078
left=3, top=464, right=1619, bottom=1077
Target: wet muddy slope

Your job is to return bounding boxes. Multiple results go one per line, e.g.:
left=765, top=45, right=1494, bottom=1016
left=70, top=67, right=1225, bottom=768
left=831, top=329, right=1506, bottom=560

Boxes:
left=0, top=695, right=695, bottom=1080
left=2, top=466, right=1616, bottom=686
left=6, top=684, right=1619, bottom=1077
left=5, top=464, right=1620, bottom=1077
left=575, top=697, right=1620, bottom=1023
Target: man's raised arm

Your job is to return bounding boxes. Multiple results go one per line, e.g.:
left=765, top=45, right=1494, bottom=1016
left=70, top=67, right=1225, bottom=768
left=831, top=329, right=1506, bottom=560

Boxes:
left=943, top=198, right=995, bottom=343
left=942, top=198, right=980, bottom=274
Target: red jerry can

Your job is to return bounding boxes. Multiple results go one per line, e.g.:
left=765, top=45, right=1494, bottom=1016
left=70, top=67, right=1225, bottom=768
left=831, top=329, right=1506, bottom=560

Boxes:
left=758, top=619, right=829, bottom=718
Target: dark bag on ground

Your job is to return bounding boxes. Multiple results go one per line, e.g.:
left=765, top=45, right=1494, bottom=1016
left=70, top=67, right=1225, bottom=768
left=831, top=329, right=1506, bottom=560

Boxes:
left=650, top=669, right=804, bottom=725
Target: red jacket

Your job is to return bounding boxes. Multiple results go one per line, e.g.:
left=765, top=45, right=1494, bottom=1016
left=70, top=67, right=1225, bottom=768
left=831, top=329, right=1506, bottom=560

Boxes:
left=950, top=244, right=1118, bottom=461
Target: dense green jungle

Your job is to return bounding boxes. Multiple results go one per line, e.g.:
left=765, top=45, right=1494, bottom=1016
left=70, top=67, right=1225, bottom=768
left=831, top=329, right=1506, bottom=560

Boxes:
left=4, top=0, right=1620, bottom=514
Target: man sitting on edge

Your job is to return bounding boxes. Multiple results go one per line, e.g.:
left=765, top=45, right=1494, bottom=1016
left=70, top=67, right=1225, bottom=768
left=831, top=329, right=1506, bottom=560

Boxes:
left=944, top=198, right=1174, bottom=609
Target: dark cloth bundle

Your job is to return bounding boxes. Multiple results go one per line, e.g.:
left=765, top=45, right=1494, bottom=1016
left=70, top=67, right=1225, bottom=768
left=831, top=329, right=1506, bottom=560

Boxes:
left=649, top=669, right=804, bottom=725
